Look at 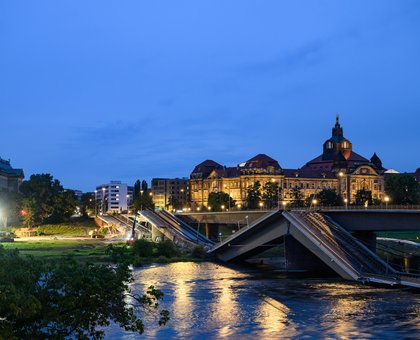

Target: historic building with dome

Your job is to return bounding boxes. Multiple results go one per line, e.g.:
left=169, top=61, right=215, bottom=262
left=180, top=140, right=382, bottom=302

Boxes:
left=189, top=116, right=386, bottom=208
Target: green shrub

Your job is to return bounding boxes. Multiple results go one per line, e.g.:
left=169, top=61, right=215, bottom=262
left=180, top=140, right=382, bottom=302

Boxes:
left=132, top=239, right=154, bottom=258
left=191, top=245, right=206, bottom=259
left=155, top=255, right=170, bottom=263
left=154, top=239, right=179, bottom=258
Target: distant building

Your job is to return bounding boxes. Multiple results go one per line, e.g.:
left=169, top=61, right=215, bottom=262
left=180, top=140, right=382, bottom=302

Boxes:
left=151, top=178, right=189, bottom=210
left=0, top=157, right=24, bottom=191
left=190, top=116, right=387, bottom=207
left=73, top=190, right=83, bottom=201
left=95, top=181, right=133, bottom=213
left=415, top=169, right=420, bottom=183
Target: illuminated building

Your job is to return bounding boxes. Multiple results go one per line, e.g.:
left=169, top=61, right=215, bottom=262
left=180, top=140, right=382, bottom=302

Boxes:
left=0, top=157, right=24, bottom=191
left=95, top=181, right=133, bottom=213
left=190, top=116, right=386, bottom=207
left=152, top=178, right=189, bottom=210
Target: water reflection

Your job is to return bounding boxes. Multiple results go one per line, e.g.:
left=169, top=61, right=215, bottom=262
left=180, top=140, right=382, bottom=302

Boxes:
left=104, top=262, right=420, bottom=339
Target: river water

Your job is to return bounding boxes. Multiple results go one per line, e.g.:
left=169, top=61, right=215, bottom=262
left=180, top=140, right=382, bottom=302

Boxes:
left=105, top=262, right=420, bottom=339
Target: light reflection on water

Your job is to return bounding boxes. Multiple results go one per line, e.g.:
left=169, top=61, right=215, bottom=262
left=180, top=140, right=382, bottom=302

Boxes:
left=105, top=262, right=420, bottom=339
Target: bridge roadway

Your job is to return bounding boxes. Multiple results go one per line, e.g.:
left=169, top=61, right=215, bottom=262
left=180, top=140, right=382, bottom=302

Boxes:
left=206, top=209, right=420, bottom=288
left=177, top=208, right=420, bottom=231
left=136, top=210, right=214, bottom=249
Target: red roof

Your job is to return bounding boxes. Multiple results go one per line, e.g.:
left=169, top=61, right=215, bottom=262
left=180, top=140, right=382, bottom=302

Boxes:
left=243, top=154, right=281, bottom=169
left=191, top=160, right=222, bottom=177
left=304, top=151, right=369, bottom=171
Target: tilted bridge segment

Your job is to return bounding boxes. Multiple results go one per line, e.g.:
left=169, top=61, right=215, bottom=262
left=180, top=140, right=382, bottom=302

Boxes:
left=208, top=209, right=420, bottom=288
left=135, top=210, right=215, bottom=249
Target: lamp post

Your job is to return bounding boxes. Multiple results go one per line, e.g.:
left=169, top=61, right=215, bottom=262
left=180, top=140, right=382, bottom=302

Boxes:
left=224, top=184, right=231, bottom=210
left=339, top=171, right=349, bottom=205
left=312, top=199, right=318, bottom=210
left=282, top=200, right=288, bottom=211
left=259, top=202, right=264, bottom=210
left=101, top=187, right=106, bottom=215
left=94, top=190, right=98, bottom=216
left=344, top=198, right=348, bottom=209
left=384, top=196, right=390, bottom=209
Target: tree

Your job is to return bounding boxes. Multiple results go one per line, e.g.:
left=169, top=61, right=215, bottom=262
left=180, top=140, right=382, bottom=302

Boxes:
left=0, top=246, right=169, bottom=338
left=80, top=192, right=95, bottom=217
left=132, top=180, right=154, bottom=212
left=262, top=181, right=280, bottom=209
left=167, top=195, right=182, bottom=210
left=385, top=174, right=420, bottom=205
left=317, top=188, right=340, bottom=206
left=355, top=189, right=373, bottom=206
left=19, top=174, right=77, bottom=226
left=246, top=181, right=262, bottom=210
left=290, top=186, right=304, bottom=207
left=207, top=191, right=233, bottom=211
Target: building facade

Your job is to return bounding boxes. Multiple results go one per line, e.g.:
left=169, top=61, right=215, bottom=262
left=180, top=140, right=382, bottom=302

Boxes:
left=190, top=117, right=386, bottom=208
left=0, top=157, right=24, bottom=192
left=152, top=178, right=189, bottom=210
left=95, top=181, right=133, bottom=213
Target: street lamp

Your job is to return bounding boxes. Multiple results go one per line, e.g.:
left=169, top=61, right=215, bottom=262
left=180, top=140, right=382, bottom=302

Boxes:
left=384, top=196, right=390, bottom=209
left=271, top=178, right=281, bottom=209
left=282, top=201, right=288, bottom=210
left=207, top=206, right=212, bottom=211
left=102, top=187, right=106, bottom=215
left=312, top=199, right=318, bottom=210
left=344, top=198, right=348, bottom=209
left=94, top=190, right=98, bottom=216
left=221, top=205, right=225, bottom=211
left=339, top=171, right=348, bottom=203
left=259, top=202, right=264, bottom=210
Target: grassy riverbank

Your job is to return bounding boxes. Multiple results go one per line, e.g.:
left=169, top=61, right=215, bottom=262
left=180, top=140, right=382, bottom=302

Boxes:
left=0, top=239, right=112, bottom=262
left=0, top=238, right=209, bottom=265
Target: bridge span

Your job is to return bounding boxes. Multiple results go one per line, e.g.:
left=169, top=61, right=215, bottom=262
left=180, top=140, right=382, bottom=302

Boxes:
left=207, top=209, right=420, bottom=288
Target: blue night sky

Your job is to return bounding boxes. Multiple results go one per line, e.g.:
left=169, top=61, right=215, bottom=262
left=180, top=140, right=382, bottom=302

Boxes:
left=1, top=1, right=419, bottom=191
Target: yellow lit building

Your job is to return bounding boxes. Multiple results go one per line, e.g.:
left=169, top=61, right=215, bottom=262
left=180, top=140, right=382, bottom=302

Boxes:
left=190, top=117, right=385, bottom=208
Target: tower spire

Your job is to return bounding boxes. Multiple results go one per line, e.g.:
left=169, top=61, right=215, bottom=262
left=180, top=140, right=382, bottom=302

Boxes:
left=332, top=114, right=343, bottom=137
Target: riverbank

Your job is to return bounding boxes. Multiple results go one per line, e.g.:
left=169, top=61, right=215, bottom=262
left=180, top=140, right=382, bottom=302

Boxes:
left=0, top=238, right=209, bottom=264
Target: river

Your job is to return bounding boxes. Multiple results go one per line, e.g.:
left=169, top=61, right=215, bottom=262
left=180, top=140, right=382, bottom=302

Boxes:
left=105, top=262, right=420, bottom=339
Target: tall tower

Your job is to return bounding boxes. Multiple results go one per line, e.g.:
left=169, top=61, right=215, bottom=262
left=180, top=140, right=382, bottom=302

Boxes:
left=322, top=115, right=352, bottom=162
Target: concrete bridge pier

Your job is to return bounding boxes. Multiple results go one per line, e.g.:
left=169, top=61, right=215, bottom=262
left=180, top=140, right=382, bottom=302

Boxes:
left=284, top=235, right=335, bottom=274
left=152, top=226, right=165, bottom=242
left=205, top=223, right=219, bottom=241
left=352, top=231, right=377, bottom=253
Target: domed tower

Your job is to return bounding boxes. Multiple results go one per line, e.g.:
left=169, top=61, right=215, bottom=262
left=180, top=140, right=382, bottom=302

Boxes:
left=322, top=115, right=352, bottom=161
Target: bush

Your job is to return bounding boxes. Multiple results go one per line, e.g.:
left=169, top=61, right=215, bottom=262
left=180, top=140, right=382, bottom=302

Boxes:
left=132, top=239, right=154, bottom=258
left=154, top=239, right=179, bottom=258
left=191, top=246, right=206, bottom=259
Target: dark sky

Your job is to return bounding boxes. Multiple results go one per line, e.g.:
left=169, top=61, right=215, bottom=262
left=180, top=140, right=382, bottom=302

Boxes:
left=1, top=1, right=419, bottom=191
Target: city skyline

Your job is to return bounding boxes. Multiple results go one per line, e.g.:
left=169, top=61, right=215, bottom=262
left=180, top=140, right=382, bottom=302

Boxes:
left=1, top=1, right=419, bottom=191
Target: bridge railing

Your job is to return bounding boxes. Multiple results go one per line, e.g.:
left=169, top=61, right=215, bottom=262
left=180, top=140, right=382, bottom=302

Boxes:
left=289, top=204, right=420, bottom=211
